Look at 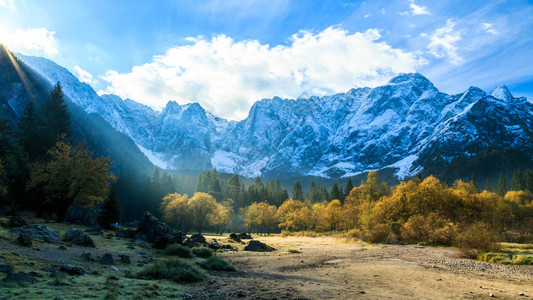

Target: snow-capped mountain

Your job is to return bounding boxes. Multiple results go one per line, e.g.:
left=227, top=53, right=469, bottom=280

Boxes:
left=19, top=55, right=533, bottom=179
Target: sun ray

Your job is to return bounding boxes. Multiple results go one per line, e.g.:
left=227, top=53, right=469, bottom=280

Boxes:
left=2, top=44, right=35, bottom=100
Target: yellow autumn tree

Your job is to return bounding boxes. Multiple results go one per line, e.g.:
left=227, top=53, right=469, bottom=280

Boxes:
left=160, top=193, right=190, bottom=232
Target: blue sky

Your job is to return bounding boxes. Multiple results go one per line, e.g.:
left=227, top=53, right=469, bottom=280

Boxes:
left=1, top=0, right=532, bottom=120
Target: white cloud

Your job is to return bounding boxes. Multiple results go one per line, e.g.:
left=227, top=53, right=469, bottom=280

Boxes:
left=399, top=11, right=409, bottom=16
left=72, top=65, right=94, bottom=85
left=100, top=27, right=426, bottom=120
left=0, top=0, right=15, bottom=9
left=481, top=22, right=498, bottom=35
left=427, top=19, right=463, bottom=65
left=409, top=0, right=431, bottom=16
left=0, top=27, right=58, bottom=56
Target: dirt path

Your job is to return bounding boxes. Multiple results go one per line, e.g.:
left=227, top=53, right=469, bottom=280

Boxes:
left=188, top=236, right=533, bottom=299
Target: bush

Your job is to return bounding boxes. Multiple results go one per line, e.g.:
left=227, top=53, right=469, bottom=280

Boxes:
left=400, top=213, right=456, bottom=245
left=136, top=258, right=204, bottom=282
left=201, top=256, right=236, bottom=271
left=193, top=247, right=213, bottom=258
left=361, top=223, right=393, bottom=243
left=453, top=222, right=501, bottom=258
left=164, top=244, right=192, bottom=258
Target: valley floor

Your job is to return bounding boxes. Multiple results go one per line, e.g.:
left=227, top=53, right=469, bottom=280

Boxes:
left=1, top=219, right=533, bottom=299
left=191, top=235, right=533, bottom=299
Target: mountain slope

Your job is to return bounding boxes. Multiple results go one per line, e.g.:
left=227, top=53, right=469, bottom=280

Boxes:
left=19, top=54, right=533, bottom=180
left=1, top=48, right=154, bottom=176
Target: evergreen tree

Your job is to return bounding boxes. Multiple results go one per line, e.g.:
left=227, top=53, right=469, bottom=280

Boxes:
left=497, top=173, right=508, bottom=196
left=98, top=187, right=121, bottom=229
left=41, top=82, right=71, bottom=148
left=17, top=101, right=45, bottom=159
left=525, top=169, right=533, bottom=193
left=484, top=178, right=492, bottom=192
left=208, top=175, right=223, bottom=202
left=345, top=178, right=354, bottom=198
left=292, top=180, right=303, bottom=200
left=330, top=182, right=342, bottom=201
left=470, top=174, right=478, bottom=192
left=227, top=173, right=241, bottom=202
left=510, top=168, right=526, bottom=191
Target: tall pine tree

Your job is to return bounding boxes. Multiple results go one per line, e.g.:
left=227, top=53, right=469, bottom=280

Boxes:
left=41, top=82, right=71, bottom=148
left=17, top=101, right=45, bottom=159
left=497, top=173, right=508, bottom=196
left=292, top=180, right=303, bottom=201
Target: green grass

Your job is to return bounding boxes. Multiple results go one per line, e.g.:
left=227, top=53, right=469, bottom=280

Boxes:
left=136, top=257, right=204, bottom=282
left=286, top=248, right=301, bottom=253
left=477, top=243, right=533, bottom=265
left=192, top=247, right=213, bottom=258
left=201, top=256, right=236, bottom=271
left=164, top=244, right=192, bottom=258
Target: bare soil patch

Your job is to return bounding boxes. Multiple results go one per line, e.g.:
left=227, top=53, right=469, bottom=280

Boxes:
left=188, top=235, right=533, bottom=299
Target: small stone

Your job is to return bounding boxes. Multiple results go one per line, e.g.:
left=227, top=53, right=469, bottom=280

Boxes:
left=60, top=265, right=87, bottom=275
left=519, top=292, right=525, bottom=296
left=58, top=245, right=68, bottom=250
left=190, top=234, right=206, bottom=243
left=111, top=266, right=119, bottom=271
left=100, top=253, right=114, bottom=265
left=489, top=293, right=495, bottom=297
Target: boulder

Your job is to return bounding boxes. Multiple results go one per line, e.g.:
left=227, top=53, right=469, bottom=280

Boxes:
left=3, top=272, right=36, bottom=284
left=100, top=253, right=114, bottom=265
left=136, top=211, right=170, bottom=243
left=238, top=233, right=253, bottom=240
left=115, top=229, right=136, bottom=238
left=228, top=233, right=241, bottom=242
left=11, top=225, right=61, bottom=244
left=152, top=232, right=185, bottom=249
left=64, top=230, right=95, bottom=247
left=81, top=253, right=95, bottom=262
left=8, top=216, right=29, bottom=228
left=60, top=265, right=86, bottom=275
left=181, top=237, right=195, bottom=248
left=243, top=240, right=275, bottom=252
left=118, top=255, right=131, bottom=264
left=208, top=242, right=221, bottom=250
left=190, top=234, right=206, bottom=243
left=0, top=264, right=13, bottom=273
left=17, top=234, right=33, bottom=247
left=65, top=204, right=100, bottom=228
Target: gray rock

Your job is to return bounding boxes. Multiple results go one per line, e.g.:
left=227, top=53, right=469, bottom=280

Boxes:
left=17, top=234, right=33, bottom=247
left=237, top=233, right=253, bottom=240
left=100, top=253, right=114, bottom=265
left=243, top=240, right=275, bottom=252
left=64, top=229, right=95, bottom=247
left=11, top=225, right=61, bottom=244
left=190, top=234, right=206, bottom=243
left=118, top=255, right=131, bottom=264
left=7, top=216, right=29, bottom=228
left=3, top=272, right=36, bottom=283
left=0, top=264, right=13, bottom=273
left=65, top=204, right=100, bottom=227
left=60, top=265, right=87, bottom=275
left=81, top=253, right=95, bottom=262
left=181, top=237, right=195, bottom=248
left=135, top=211, right=170, bottom=243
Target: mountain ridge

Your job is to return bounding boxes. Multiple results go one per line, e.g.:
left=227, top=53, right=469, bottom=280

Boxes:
left=18, top=54, right=533, bottom=180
